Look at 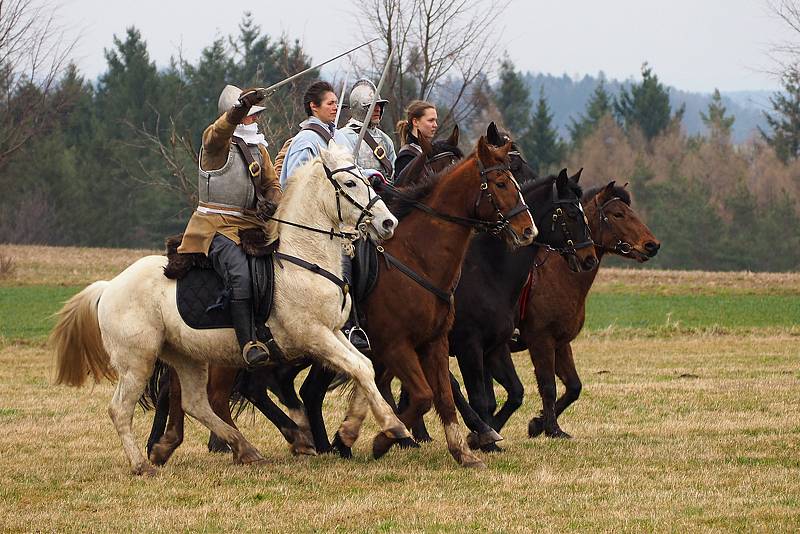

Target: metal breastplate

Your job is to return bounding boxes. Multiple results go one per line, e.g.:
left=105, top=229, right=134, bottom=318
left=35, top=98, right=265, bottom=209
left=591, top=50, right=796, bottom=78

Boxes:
left=198, top=143, right=262, bottom=214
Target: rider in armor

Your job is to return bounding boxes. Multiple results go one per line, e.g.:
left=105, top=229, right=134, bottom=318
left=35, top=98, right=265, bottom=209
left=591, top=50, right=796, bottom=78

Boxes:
left=394, top=100, right=438, bottom=177
left=338, top=79, right=396, bottom=183
left=178, top=84, right=282, bottom=366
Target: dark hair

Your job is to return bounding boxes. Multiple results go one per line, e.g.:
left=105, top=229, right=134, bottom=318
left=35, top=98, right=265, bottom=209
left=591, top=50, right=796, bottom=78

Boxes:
left=303, top=81, right=336, bottom=116
left=396, top=100, right=436, bottom=145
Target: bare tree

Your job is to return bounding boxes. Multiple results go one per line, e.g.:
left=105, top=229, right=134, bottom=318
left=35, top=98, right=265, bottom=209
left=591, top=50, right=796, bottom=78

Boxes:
left=0, top=0, right=77, bottom=170
left=354, top=0, right=509, bottom=141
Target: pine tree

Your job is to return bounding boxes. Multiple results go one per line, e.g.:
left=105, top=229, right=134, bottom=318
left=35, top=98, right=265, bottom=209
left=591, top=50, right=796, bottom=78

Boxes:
left=527, top=88, right=565, bottom=175
left=760, top=64, right=800, bottom=163
left=614, top=63, right=683, bottom=141
left=493, top=58, right=533, bottom=141
left=569, top=79, right=612, bottom=146
left=700, top=88, right=735, bottom=144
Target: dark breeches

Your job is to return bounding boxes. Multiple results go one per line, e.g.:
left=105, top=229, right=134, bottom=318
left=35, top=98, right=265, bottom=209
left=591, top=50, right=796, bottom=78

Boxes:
left=208, top=233, right=251, bottom=300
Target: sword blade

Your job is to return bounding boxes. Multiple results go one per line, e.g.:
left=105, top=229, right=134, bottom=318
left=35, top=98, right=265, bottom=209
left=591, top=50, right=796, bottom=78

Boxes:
left=334, top=74, right=348, bottom=129
left=352, top=47, right=395, bottom=160
left=264, top=39, right=377, bottom=97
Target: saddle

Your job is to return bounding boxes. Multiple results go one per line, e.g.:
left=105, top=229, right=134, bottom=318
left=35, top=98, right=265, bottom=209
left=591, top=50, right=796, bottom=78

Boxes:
left=163, top=229, right=277, bottom=332
left=351, top=237, right=380, bottom=304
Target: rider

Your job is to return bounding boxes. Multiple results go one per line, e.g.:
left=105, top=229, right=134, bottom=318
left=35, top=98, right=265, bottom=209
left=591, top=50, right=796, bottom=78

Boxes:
left=279, top=80, right=346, bottom=186
left=277, top=80, right=370, bottom=351
left=394, top=100, right=439, bottom=177
left=338, top=79, right=396, bottom=183
left=178, top=84, right=282, bottom=367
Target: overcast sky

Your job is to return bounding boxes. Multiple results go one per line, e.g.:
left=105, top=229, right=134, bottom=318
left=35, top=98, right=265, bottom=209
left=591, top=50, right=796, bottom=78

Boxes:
left=60, top=0, right=794, bottom=93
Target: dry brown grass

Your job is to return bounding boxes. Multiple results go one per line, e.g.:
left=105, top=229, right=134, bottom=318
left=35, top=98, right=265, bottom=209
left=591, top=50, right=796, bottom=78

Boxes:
left=0, top=251, right=15, bottom=279
left=1, top=334, right=798, bottom=532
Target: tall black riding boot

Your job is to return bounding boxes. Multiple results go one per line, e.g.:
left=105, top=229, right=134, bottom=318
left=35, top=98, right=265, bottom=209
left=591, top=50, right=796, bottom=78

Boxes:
left=230, top=298, right=270, bottom=366
left=341, top=254, right=370, bottom=353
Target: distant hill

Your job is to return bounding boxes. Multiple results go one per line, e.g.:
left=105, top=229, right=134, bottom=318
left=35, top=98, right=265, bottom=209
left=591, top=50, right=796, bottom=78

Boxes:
left=521, top=72, right=774, bottom=144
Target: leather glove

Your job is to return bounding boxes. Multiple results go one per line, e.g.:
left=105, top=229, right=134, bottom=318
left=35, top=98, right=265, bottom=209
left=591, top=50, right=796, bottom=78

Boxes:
left=237, top=88, right=267, bottom=108
left=256, top=199, right=278, bottom=220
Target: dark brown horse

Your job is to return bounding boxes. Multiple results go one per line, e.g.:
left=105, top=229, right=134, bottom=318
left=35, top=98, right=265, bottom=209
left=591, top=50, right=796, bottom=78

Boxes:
left=495, top=181, right=660, bottom=438
left=147, top=131, right=534, bottom=468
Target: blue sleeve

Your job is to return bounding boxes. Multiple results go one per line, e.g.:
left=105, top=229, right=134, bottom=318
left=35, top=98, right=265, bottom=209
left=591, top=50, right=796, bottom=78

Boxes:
left=280, top=134, right=316, bottom=187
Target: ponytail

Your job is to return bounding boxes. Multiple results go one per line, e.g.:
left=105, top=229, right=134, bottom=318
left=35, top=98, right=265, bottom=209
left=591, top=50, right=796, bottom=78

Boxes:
left=396, top=119, right=411, bottom=146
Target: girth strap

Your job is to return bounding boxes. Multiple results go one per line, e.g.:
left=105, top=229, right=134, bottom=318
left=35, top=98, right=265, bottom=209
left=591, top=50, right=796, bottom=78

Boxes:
left=274, top=252, right=349, bottom=310
left=377, top=247, right=452, bottom=303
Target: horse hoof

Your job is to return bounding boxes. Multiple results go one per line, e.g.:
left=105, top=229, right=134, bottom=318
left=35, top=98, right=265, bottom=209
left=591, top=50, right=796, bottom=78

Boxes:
left=413, top=434, right=433, bottom=443
left=384, top=424, right=411, bottom=440
left=372, top=432, right=397, bottom=459
left=397, top=437, right=420, bottom=449
left=290, top=432, right=318, bottom=456
left=546, top=428, right=572, bottom=439
left=132, top=462, right=158, bottom=477
left=148, top=443, right=176, bottom=466
left=528, top=418, right=544, bottom=438
left=466, top=432, right=481, bottom=450
left=480, top=442, right=503, bottom=453
left=208, top=439, right=231, bottom=454
left=459, top=452, right=487, bottom=469
left=234, top=447, right=266, bottom=465
left=331, top=432, right=353, bottom=459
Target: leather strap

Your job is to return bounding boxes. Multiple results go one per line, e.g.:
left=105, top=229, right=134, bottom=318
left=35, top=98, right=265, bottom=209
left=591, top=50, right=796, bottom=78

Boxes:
left=352, top=126, right=394, bottom=175
left=302, top=123, right=334, bottom=144
left=232, top=136, right=265, bottom=203
left=274, top=252, right=349, bottom=310
left=377, top=246, right=452, bottom=303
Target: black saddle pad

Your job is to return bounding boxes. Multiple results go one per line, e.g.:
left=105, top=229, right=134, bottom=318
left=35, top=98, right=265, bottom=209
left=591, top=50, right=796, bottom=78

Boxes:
left=352, top=238, right=379, bottom=303
left=176, top=255, right=274, bottom=330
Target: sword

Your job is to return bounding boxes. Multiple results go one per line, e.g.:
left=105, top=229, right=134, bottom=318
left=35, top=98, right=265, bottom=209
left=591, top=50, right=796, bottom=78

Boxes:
left=352, top=47, right=395, bottom=159
left=334, top=74, right=348, bottom=129
left=257, top=39, right=377, bottom=99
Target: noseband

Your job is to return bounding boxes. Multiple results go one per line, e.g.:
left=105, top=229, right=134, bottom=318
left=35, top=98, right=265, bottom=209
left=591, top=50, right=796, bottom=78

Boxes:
left=594, top=195, right=633, bottom=255
left=535, top=181, right=594, bottom=257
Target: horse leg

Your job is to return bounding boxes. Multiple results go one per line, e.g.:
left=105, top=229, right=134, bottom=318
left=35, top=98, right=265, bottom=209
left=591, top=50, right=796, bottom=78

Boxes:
left=528, top=340, right=569, bottom=439
left=487, top=343, right=525, bottom=433
left=268, top=360, right=314, bottom=444
left=148, top=366, right=186, bottom=466
left=169, top=358, right=266, bottom=465
left=372, top=342, right=434, bottom=459
left=299, top=362, right=337, bottom=453
left=399, top=385, right=433, bottom=443
left=420, top=337, right=485, bottom=468
left=455, top=340, right=503, bottom=450
left=549, top=343, right=581, bottom=437
left=206, top=366, right=239, bottom=453
left=239, top=368, right=316, bottom=456
left=145, top=365, right=172, bottom=456
left=449, top=371, right=502, bottom=452
left=107, top=351, right=159, bottom=476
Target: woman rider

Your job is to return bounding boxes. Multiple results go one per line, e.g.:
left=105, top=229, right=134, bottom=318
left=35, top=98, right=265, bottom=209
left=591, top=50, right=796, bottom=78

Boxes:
left=393, top=100, right=439, bottom=177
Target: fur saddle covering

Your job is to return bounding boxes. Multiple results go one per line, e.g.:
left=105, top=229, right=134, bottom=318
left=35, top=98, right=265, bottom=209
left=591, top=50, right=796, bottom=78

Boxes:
left=163, top=228, right=277, bottom=279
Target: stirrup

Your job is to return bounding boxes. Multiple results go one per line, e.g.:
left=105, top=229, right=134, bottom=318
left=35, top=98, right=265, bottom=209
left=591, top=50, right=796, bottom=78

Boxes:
left=346, top=326, right=371, bottom=351
left=242, top=340, right=270, bottom=365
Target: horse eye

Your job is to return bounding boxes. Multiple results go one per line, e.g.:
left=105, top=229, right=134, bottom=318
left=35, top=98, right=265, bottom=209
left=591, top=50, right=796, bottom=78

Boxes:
left=495, top=181, right=507, bottom=189
left=345, top=180, right=357, bottom=188
left=613, top=213, right=624, bottom=219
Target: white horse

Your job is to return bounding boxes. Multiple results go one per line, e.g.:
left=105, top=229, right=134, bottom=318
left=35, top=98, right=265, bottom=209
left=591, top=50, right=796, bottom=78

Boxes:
left=52, top=143, right=410, bottom=475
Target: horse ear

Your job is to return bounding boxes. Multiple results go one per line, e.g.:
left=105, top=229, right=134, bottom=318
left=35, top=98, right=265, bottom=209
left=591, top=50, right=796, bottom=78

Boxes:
left=556, top=168, right=569, bottom=189
left=447, top=124, right=460, bottom=147
left=486, top=122, right=503, bottom=146
left=420, top=131, right=434, bottom=157
left=599, top=180, right=617, bottom=201
left=571, top=167, right=583, bottom=183
left=477, top=135, right=493, bottom=163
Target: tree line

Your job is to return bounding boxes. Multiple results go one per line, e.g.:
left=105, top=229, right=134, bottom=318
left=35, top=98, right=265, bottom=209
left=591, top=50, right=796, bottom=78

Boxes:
left=0, top=10, right=798, bottom=271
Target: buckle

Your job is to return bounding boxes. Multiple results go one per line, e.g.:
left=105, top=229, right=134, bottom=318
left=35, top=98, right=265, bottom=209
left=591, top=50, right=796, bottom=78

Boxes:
left=248, top=161, right=261, bottom=177
left=373, top=145, right=387, bottom=159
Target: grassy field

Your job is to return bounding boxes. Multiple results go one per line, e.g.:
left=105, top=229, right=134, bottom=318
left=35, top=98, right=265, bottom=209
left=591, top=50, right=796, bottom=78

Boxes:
left=0, top=244, right=799, bottom=532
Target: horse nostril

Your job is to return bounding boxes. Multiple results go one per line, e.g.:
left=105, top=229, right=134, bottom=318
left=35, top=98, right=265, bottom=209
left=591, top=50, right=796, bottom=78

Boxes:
left=383, top=218, right=395, bottom=230
left=584, top=256, right=598, bottom=270
left=523, top=227, right=534, bottom=239
left=644, top=241, right=660, bottom=255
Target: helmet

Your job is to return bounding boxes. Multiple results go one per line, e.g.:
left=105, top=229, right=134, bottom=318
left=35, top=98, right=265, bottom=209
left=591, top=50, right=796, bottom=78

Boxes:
left=348, top=79, right=388, bottom=124
left=218, top=84, right=265, bottom=116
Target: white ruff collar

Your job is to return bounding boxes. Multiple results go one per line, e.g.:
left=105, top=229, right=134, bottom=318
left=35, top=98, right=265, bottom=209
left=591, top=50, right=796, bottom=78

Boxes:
left=234, top=123, right=268, bottom=147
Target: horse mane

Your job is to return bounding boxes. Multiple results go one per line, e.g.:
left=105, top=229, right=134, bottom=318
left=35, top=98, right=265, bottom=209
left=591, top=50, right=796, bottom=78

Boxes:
left=521, top=174, right=583, bottom=202
left=583, top=183, right=631, bottom=205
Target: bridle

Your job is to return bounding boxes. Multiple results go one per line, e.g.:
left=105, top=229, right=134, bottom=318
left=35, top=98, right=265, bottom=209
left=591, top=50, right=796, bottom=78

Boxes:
left=534, top=180, right=594, bottom=257
left=594, top=195, right=634, bottom=255
left=421, top=150, right=459, bottom=176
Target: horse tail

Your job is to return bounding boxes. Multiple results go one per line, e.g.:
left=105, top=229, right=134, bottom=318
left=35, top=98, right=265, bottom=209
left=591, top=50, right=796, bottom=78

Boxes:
left=327, top=371, right=352, bottom=392
left=51, top=281, right=116, bottom=387
left=139, top=359, right=170, bottom=410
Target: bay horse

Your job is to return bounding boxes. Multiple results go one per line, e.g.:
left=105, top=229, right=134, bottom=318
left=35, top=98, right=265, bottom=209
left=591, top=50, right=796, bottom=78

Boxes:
left=304, top=134, right=536, bottom=468
left=142, top=126, right=464, bottom=464
left=513, top=181, right=660, bottom=439
left=51, top=143, right=411, bottom=475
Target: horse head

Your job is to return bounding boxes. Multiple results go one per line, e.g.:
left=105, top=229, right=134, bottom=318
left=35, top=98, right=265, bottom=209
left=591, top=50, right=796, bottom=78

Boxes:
left=520, top=168, right=599, bottom=272
left=317, top=142, right=398, bottom=241
left=393, top=125, right=463, bottom=187
left=583, top=181, right=660, bottom=262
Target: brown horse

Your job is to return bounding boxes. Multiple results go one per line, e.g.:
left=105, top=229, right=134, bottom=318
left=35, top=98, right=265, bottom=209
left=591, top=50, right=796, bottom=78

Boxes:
left=493, top=181, right=660, bottom=439
left=147, top=133, right=534, bottom=468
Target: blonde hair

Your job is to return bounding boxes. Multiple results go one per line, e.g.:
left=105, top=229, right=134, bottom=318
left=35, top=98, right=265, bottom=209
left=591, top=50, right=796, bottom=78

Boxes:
left=396, top=100, right=436, bottom=146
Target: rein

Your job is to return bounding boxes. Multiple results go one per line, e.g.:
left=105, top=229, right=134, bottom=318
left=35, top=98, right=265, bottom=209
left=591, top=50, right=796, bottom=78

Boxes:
left=594, top=196, right=634, bottom=255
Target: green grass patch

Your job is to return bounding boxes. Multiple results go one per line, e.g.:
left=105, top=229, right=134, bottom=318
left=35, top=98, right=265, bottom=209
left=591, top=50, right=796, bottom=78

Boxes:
left=585, top=293, right=800, bottom=331
left=0, top=285, right=82, bottom=341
